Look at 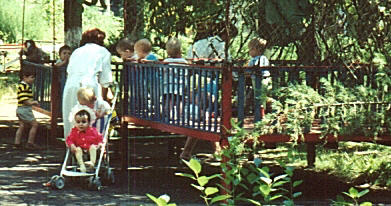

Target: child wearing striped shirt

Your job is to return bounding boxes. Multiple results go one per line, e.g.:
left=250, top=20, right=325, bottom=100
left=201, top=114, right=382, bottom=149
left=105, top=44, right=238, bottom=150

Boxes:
left=14, top=67, right=40, bottom=150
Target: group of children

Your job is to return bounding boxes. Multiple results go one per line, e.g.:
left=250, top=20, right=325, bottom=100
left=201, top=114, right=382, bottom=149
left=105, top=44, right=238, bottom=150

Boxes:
left=15, top=35, right=269, bottom=168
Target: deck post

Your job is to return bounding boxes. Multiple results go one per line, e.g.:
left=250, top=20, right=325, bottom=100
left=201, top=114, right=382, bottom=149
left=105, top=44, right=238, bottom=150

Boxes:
left=121, top=63, right=130, bottom=171
left=50, top=65, right=60, bottom=141
left=220, top=62, right=233, bottom=194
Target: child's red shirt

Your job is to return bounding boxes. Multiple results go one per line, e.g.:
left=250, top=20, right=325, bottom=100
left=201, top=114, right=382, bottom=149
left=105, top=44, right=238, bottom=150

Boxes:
left=66, top=127, right=103, bottom=150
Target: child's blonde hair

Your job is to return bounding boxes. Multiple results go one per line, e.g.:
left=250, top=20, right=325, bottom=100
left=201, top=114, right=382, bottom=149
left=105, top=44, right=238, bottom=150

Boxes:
left=77, top=87, right=96, bottom=105
left=134, top=38, right=152, bottom=54
left=166, top=37, right=182, bottom=58
left=116, top=38, right=135, bottom=52
left=248, top=38, right=267, bottom=53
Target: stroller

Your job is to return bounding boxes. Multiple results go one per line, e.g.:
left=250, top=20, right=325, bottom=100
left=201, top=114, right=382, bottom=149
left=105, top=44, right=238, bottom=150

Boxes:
left=47, top=83, right=119, bottom=191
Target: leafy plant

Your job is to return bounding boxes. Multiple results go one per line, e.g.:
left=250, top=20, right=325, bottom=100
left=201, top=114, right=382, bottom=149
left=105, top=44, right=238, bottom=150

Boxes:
left=146, top=194, right=176, bottom=206
left=332, top=187, right=372, bottom=206
left=175, top=158, right=231, bottom=206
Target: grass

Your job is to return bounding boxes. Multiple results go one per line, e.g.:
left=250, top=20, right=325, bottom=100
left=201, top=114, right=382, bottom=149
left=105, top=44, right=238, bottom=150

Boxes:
left=257, top=142, right=391, bottom=189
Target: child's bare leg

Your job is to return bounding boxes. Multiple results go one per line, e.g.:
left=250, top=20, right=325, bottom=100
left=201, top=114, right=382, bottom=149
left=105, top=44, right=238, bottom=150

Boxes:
left=89, top=145, right=98, bottom=166
left=27, top=120, right=38, bottom=144
left=15, top=121, right=25, bottom=145
left=74, top=147, right=86, bottom=172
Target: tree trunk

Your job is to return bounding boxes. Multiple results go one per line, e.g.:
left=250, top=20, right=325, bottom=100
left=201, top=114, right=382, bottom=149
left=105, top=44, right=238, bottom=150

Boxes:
left=123, top=0, right=144, bottom=41
left=64, top=0, right=83, bottom=49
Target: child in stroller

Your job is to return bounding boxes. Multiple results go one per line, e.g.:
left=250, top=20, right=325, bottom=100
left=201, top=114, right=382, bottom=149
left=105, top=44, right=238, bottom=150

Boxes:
left=45, top=83, right=119, bottom=190
left=66, top=109, right=102, bottom=173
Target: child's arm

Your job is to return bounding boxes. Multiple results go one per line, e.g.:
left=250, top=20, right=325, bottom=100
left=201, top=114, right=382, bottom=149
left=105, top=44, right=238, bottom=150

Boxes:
left=24, top=99, right=39, bottom=106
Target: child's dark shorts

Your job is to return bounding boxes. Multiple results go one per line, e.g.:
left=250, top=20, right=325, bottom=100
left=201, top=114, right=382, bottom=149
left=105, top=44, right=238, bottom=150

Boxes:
left=16, top=106, right=36, bottom=123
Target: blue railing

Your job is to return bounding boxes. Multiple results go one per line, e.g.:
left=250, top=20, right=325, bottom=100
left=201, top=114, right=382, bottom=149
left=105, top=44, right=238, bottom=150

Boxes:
left=122, top=62, right=222, bottom=133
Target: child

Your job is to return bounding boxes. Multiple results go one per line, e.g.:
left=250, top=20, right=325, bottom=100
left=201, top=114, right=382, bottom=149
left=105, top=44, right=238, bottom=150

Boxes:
left=66, top=109, right=102, bottom=173
left=76, top=87, right=111, bottom=119
left=55, top=45, right=72, bottom=67
left=116, top=38, right=137, bottom=61
left=248, top=37, right=270, bottom=72
left=162, top=37, right=188, bottom=117
left=14, top=67, right=40, bottom=150
left=247, top=37, right=273, bottom=116
left=134, top=38, right=158, bottom=61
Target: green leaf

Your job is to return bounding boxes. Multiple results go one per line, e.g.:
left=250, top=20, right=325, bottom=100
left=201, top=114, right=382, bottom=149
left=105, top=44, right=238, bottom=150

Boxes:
left=274, top=174, right=288, bottom=182
left=159, top=194, right=171, bottom=203
left=260, top=176, right=272, bottom=185
left=259, top=185, right=271, bottom=197
left=272, top=180, right=289, bottom=187
left=360, top=202, right=372, bottom=206
left=283, top=199, right=295, bottom=206
left=197, top=176, right=209, bottom=187
left=241, top=198, right=262, bottom=206
left=269, top=194, right=283, bottom=201
left=357, top=189, right=369, bottom=198
left=259, top=167, right=270, bottom=178
left=348, top=187, right=359, bottom=198
left=205, top=187, right=219, bottom=196
left=246, top=172, right=259, bottom=184
left=175, top=172, right=196, bottom=180
left=293, top=180, right=303, bottom=187
left=146, top=193, right=159, bottom=203
left=191, top=184, right=204, bottom=191
left=210, top=194, right=231, bottom=204
left=207, top=174, right=221, bottom=180
left=293, top=192, right=302, bottom=198
left=187, top=158, right=202, bottom=175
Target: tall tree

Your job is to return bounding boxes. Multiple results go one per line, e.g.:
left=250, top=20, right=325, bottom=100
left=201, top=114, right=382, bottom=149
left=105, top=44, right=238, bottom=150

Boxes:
left=123, top=0, right=144, bottom=41
left=64, top=0, right=83, bottom=49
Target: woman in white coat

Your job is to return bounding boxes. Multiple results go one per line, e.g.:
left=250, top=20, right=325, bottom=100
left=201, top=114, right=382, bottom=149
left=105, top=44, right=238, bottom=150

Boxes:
left=62, top=28, right=113, bottom=138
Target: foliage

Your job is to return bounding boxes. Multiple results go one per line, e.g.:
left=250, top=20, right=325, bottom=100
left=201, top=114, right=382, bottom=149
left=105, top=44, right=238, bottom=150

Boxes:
left=0, top=0, right=58, bottom=43
left=82, top=5, right=123, bottom=47
left=175, top=158, right=230, bottom=206
left=255, top=71, right=391, bottom=142
left=332, top=187, right=372, bottom=206
left=215, top=121, right=303, bottom=205
left=146, top=193, right=177, bottom=206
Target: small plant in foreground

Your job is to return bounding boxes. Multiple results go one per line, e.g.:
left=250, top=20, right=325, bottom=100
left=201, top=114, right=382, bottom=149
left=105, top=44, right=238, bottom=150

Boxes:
left=146, top=193, right=176, bottom=206
left=175, top=158, right=231, bottom=206
left=332, top=187, right=372, bottom=206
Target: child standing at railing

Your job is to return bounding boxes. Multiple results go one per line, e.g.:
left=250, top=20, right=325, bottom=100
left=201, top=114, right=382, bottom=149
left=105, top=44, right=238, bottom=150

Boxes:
left=14, top=67, right=40, bottom=150
left=246, top=37, right=271, bottom=114
left=116, top=38, right=138, bottom=61
left=55, top=45, right=72, bottom=67
left=162, top=37, right=188, bottom=120
left=134, top=39, right=158, bottom=62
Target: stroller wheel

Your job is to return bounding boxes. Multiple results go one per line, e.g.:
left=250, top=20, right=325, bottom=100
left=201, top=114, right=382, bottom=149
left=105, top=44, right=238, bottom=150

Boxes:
left=53, top=176, right=65, bottom=190
left=88, top=176, right=102, bottom=191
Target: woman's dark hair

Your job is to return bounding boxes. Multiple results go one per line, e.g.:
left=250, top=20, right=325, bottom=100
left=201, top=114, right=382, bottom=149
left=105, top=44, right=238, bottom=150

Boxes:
left=75, top=110, right=91, bottom=122
left=23, top=40, right=38, bottom=56
left=79, top=28, right=106, bottom=47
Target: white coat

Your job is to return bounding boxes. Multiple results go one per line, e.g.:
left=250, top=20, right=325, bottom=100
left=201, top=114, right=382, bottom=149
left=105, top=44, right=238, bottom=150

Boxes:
left=62, top=43, right=112, bottom=138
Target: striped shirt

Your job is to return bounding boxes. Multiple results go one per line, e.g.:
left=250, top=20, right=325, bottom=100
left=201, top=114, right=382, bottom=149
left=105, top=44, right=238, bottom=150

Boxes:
left=17, top=81, right=33, bottom=107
